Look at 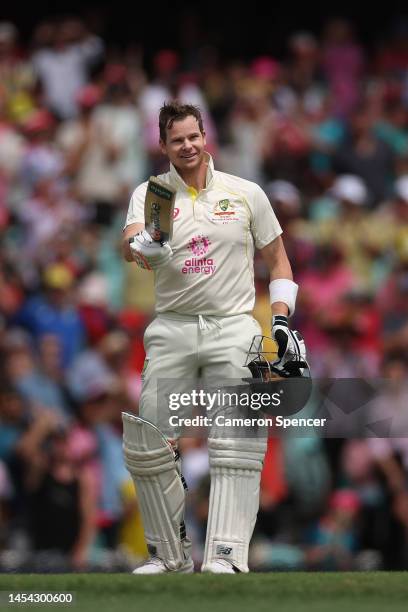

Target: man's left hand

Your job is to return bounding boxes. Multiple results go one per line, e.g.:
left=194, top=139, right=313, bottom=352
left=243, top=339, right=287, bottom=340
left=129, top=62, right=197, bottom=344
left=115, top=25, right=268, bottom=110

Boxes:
left=271, top=315, right=305, bottom=366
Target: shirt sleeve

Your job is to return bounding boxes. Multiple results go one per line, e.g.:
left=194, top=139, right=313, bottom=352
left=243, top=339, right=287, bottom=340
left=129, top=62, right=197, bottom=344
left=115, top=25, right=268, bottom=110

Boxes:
left=123, top=181, right=148, bottom=229
left=250, top=184, right=282, bottom=249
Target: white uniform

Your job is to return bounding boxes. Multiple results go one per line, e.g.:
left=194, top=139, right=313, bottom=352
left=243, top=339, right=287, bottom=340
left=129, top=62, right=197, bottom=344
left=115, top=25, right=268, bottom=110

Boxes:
left=124, top=154, right=279, bottom=572
left=125, top=154, right=282, bottom=316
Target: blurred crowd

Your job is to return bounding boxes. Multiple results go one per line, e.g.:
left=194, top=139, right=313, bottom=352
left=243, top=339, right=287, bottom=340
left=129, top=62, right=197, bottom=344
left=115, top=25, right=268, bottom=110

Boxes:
left=0, top=15, right=408, bottom=571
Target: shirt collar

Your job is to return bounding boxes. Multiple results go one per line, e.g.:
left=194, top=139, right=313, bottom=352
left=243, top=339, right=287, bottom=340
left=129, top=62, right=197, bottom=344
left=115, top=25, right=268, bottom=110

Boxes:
left=169, top=152, right=215, bottom=192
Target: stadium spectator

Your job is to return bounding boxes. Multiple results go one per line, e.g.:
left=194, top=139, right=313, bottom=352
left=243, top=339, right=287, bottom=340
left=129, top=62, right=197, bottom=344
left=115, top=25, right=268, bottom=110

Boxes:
left=13, top=263, right=85, bottom=369
left=3, top=328, right=69, bottom=419
left=332, top=105, right=395, bottom=206
left=25, top=424, right=97, bottom=571
left=321, top=19, right=365, bottom=118
left=0, top=13, right=407, bottom=572
left=32, top=18, right=104, bottom=120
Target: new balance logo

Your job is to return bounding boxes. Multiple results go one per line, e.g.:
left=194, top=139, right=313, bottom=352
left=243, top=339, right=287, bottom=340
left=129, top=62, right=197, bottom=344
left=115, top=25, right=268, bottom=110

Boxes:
left=216, top=545, right=233, bottom=555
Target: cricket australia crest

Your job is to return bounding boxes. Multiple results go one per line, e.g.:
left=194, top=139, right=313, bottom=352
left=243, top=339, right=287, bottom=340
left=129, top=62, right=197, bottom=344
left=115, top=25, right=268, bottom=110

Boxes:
left=210, top=198, right=238, bottom=223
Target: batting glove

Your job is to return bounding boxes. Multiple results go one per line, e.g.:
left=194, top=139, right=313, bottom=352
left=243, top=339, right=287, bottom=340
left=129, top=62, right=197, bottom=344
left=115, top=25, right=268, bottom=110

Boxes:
left=129, top=230, right=173, bottom=270
left=272, top=315, right=305, bottom=366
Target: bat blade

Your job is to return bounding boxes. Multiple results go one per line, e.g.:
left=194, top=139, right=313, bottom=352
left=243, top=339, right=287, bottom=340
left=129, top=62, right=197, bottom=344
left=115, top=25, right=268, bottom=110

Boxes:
left=144, top=177, right=176, bottom=242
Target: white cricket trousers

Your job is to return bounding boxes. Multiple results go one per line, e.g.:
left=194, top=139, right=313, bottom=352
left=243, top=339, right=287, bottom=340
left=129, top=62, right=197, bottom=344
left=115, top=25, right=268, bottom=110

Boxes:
left=140, top=312, right=262, bottom=432
left=138, top=311, right=267, bottom=572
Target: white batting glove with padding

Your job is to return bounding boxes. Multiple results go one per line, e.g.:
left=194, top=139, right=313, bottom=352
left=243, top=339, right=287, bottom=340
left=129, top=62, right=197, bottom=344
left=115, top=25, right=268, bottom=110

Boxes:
left=271, top=315, right=306, bottom=368
left=129, top=230, right=173, bottom=270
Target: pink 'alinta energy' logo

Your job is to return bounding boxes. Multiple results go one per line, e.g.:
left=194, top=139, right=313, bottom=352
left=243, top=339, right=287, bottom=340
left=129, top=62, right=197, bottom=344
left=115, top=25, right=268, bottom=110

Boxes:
left=188, top=235, right=211, bottom=256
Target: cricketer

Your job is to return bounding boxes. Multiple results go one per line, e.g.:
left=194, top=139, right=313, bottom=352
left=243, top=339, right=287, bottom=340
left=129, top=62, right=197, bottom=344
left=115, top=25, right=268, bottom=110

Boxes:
left=121, top=101, right=304, bottom=574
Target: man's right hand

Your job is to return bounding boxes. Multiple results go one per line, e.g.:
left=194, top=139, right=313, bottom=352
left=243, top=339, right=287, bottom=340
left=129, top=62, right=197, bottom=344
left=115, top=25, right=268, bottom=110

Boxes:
left=129, top=230, right=173, bottom=270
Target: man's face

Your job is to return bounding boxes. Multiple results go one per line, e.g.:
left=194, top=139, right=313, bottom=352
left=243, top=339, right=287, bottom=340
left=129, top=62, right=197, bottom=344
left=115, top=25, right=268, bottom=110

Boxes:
left=160, top=116, right=206, bottom=172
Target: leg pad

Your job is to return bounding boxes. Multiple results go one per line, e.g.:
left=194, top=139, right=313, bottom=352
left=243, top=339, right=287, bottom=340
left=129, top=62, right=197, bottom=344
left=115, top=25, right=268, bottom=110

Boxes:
left=122, top=413, right=187, bottom=570
left=202, top=437, right=267, bottom=573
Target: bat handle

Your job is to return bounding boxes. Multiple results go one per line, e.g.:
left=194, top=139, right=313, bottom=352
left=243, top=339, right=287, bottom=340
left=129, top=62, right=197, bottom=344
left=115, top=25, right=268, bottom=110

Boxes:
left=152, top=230, right=170, bottom=244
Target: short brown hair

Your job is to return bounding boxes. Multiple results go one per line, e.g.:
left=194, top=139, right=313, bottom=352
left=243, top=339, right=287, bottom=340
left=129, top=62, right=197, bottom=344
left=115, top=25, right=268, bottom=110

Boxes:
left=159, top=101, right=204, bottom=142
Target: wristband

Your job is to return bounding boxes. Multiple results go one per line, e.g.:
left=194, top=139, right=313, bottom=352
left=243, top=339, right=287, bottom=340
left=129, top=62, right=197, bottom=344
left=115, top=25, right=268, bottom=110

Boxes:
left=269, top=278, right=298, bottom=317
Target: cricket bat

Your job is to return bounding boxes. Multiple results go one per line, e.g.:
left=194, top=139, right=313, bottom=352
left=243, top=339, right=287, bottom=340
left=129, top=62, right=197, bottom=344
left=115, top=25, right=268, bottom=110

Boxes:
left=144, top=177, right=176, bottom=242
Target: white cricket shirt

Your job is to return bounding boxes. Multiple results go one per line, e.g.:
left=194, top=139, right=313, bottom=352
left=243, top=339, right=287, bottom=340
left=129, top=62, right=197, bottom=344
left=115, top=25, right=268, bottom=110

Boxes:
left=125, top=154, right=282, bottom=316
